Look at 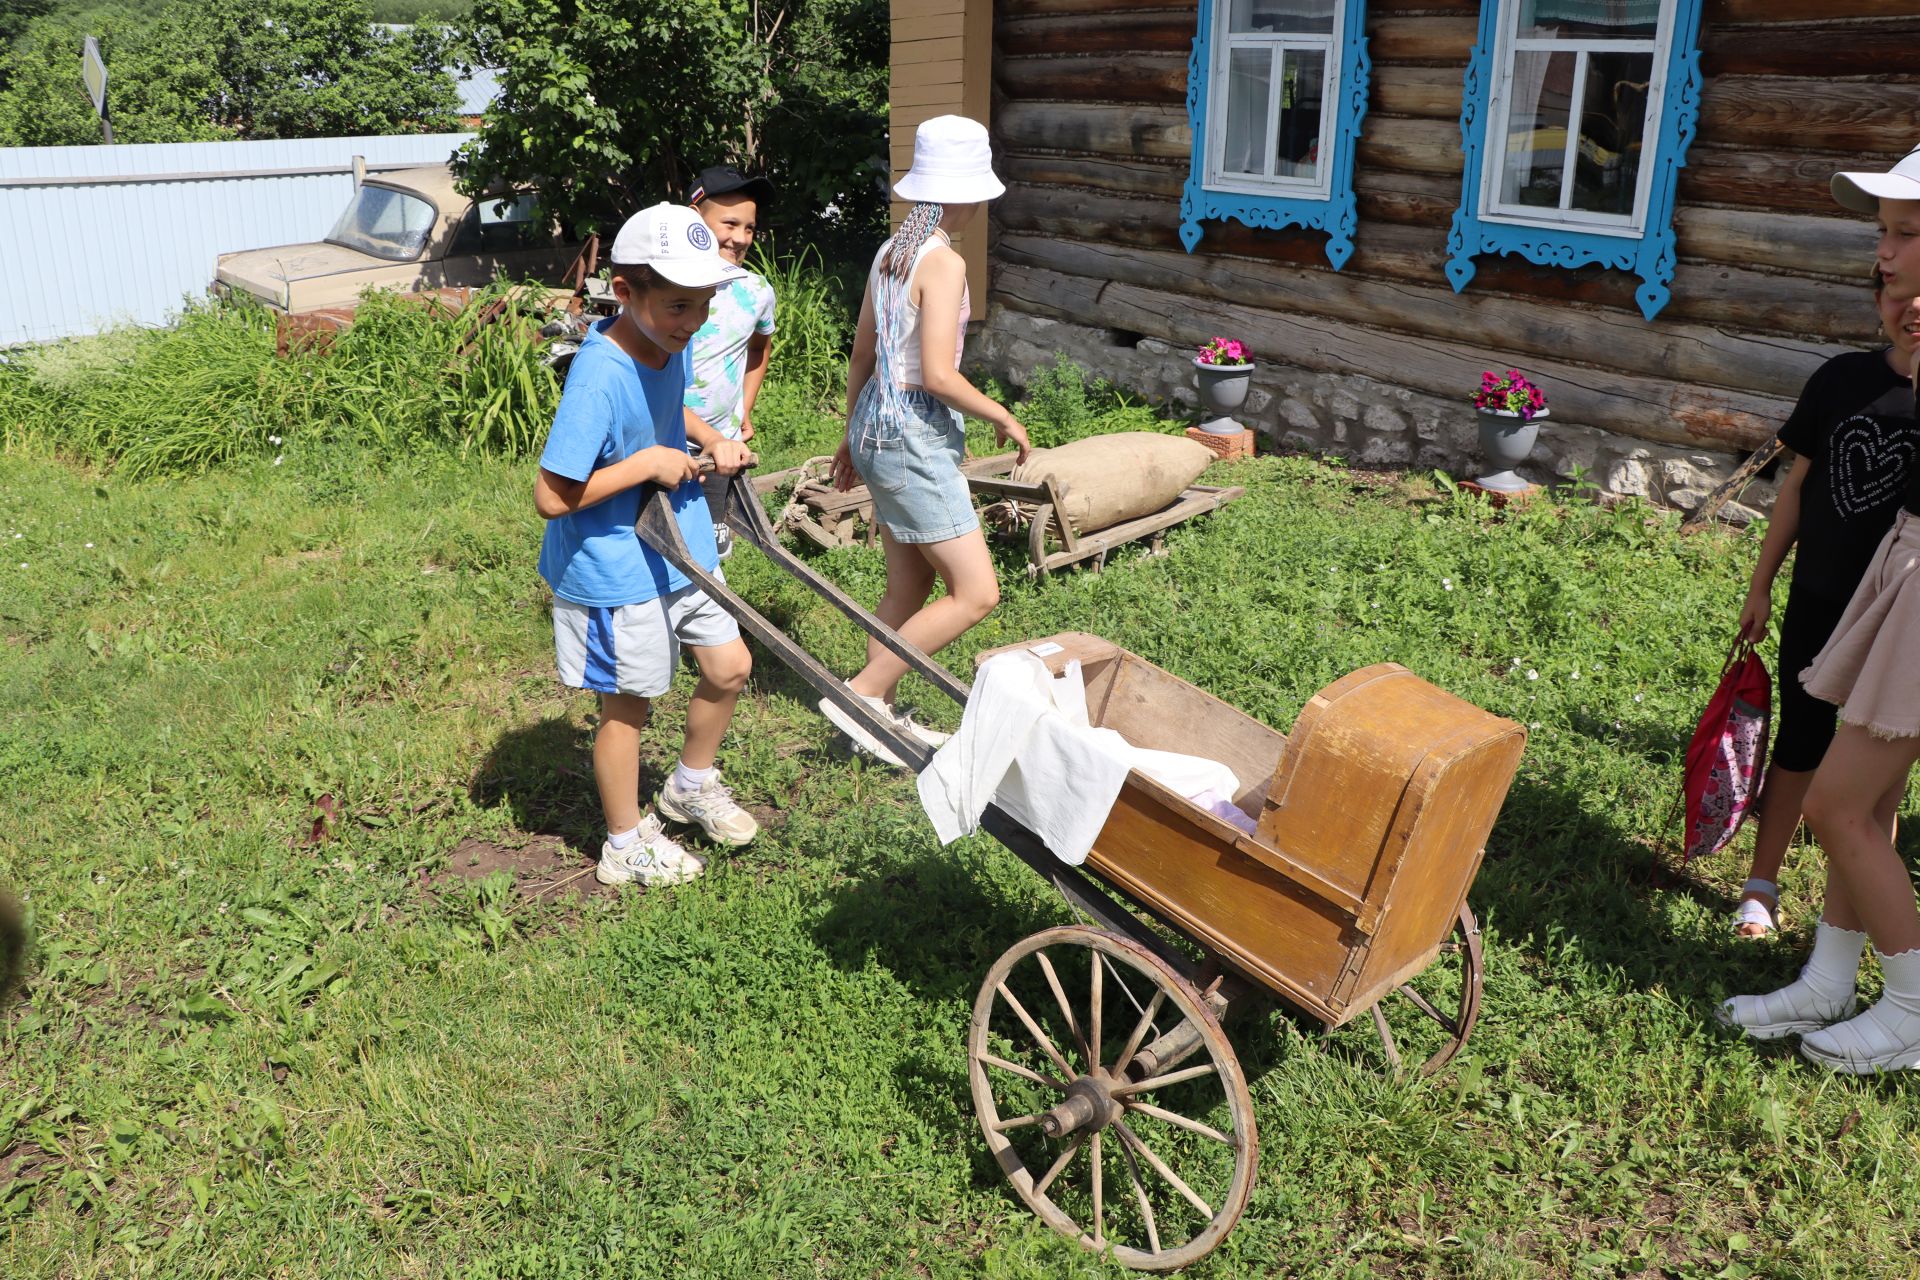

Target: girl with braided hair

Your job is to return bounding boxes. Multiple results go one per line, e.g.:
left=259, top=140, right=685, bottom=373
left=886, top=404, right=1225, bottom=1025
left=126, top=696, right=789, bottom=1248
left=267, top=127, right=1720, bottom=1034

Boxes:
left=822, top=116, right=1031, bottom=765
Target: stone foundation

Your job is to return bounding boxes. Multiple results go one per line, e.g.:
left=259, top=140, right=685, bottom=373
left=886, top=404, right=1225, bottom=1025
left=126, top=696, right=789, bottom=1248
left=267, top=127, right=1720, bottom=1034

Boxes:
left=968, top=307, right=1776, bottom=521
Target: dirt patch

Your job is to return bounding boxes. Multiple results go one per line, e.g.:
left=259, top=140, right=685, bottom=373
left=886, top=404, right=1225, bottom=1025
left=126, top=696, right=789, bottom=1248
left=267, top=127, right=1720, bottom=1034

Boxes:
left=425, top=836, right=610, bottom=905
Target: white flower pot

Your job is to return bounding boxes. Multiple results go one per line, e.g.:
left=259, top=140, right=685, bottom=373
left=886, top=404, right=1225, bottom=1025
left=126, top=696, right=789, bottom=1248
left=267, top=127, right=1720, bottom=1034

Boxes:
left=1475, top=407, right=1547, bottom=492
left=1194, top=359, right=1254, bottom=434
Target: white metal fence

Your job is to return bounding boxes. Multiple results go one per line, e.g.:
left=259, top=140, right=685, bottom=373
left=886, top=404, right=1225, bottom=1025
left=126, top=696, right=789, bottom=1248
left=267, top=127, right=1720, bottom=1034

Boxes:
left=0, top=133, right=474, bottom=346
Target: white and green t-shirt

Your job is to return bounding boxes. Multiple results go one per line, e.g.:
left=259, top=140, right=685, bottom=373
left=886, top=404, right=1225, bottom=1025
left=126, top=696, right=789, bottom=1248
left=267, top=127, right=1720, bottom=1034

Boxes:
left=684, top=273, right=777, bottom=440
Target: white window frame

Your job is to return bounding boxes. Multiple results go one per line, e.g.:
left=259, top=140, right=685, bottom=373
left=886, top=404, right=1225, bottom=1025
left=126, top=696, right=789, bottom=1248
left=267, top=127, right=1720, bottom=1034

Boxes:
left=1478, top=2, right=1676, bottom=238
left=1202, top=0, right=1346, bottom=202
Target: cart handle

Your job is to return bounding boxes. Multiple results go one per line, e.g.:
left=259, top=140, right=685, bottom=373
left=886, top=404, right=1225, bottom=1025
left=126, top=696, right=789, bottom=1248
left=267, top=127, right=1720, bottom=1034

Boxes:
left=634, top=460, right=970, bottom=770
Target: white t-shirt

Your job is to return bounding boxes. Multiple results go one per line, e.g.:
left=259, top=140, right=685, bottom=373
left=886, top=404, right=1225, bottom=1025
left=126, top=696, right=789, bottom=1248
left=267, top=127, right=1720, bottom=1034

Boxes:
left=684, top=273, right=777, bottom=439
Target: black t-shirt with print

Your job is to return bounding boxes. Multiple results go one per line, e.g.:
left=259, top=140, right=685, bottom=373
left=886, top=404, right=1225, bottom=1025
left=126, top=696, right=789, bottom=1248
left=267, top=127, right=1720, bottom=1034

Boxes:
left=1778, top=349, right=1919, bottom=603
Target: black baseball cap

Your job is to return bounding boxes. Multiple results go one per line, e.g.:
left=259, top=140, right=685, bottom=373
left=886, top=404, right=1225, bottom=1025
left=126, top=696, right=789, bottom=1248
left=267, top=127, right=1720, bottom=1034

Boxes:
left=690, top=164, right=776, bottom=209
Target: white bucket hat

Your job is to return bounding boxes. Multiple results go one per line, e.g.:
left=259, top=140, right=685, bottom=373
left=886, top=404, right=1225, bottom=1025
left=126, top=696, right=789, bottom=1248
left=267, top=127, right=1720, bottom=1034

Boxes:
left=609, top=202, right=747, bottom=288
left=1832, top=144, right=1920, bottom=215
left=894, top=115, right=1005, bottom=205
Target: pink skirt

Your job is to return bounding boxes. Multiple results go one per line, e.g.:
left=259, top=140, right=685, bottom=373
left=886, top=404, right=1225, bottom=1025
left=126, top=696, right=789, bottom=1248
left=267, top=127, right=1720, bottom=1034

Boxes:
left=1800, top=509, right=1920, bottom=741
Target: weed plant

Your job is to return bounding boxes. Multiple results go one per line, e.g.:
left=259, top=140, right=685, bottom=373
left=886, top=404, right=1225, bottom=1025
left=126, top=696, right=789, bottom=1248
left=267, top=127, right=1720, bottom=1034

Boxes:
left=3, top=424, right=1918, bottom=1276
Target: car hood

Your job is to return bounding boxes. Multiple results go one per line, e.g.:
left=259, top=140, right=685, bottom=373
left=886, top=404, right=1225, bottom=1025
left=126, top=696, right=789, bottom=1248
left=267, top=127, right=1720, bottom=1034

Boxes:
left=214, top=242, right=398, bottom=300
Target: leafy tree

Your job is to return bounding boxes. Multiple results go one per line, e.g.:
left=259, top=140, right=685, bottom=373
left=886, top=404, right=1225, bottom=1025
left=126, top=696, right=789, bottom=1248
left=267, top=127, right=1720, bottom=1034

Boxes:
left=0, top=0, right=460, bottom=146
left=457, top=0, right=886, bottom=260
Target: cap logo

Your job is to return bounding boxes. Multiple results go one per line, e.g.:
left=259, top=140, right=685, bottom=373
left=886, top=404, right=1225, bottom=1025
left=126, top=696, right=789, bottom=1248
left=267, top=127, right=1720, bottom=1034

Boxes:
left=688, top=224, right=713, bottom=251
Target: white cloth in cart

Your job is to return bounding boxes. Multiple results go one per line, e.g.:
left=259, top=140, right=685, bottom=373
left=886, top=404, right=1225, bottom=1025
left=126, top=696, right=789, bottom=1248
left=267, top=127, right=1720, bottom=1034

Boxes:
left=917, top=649, right=1248, bottom=864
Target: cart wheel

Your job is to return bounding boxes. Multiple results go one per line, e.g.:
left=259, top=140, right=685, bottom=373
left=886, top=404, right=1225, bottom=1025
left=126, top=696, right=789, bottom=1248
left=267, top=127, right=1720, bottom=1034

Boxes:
left=967, top=925, right=1257, bottom=1271
left=1028, top=503, right=1053, bottom=579
left=1360, top=903, right=1485, bottom=1077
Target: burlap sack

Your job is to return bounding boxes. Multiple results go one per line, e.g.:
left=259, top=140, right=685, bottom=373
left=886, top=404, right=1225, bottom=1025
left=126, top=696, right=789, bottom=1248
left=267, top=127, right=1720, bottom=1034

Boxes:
left=1010, top=432, right=1213, bottom=533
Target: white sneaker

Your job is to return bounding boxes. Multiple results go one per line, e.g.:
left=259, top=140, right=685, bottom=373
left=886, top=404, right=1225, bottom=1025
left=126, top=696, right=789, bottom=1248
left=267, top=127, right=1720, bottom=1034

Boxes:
left=889, top=705, right=952, bottom=749
left=657, top=772, right=759, bottom=846
left=1799, top=997, right=1920, bottom=1074
left=818, top=684, right=907, bottom=767
left=1716, top=979, right=1857, bottom=1041
left=596, top=813, right=705, bottom=887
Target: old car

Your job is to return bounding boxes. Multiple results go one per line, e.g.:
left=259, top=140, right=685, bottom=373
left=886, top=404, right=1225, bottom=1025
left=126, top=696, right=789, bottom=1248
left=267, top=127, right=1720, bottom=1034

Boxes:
left=212, top=162, right=576, bottom=314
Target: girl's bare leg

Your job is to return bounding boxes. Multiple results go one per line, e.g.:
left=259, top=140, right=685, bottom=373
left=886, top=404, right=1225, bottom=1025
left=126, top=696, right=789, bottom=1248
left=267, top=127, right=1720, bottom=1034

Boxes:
left=848, top=526, right=1000, bottom=703
left=1736, top=765, right=1814, bottom=936
left=1803, top=726, right=1920, bottom=951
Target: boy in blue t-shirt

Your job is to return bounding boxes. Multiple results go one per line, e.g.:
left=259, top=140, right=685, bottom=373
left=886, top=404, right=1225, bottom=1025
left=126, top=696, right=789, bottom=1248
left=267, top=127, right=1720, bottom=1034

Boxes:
left=534, top=202, right=760, bottom=887
left=685, top=164, right=778, bottom=558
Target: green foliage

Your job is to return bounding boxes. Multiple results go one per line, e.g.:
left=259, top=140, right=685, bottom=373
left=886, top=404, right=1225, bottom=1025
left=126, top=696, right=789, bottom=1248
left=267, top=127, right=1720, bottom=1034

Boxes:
left=962, top=354, right=1173, bottom=454
left=0, top=0, right=460, bottom=146
left=458, top=0, right=887, bottom=259
left=2, top=433, right=1918, bottom=1276
left=0, top=283, right=563, bottom=475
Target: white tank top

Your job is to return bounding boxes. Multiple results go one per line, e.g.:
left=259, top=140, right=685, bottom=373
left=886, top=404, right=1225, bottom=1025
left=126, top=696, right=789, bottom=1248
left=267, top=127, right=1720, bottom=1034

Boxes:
left=868, top=233, right=970, bottom=387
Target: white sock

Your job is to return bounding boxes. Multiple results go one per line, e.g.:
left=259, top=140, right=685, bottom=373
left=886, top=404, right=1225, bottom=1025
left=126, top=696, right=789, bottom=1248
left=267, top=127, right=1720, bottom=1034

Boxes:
left=1801, top=921, right=1870, bottom=1001
left=1877, top=948, right=1920, bottom=1016
left=672, top=760, right=717, bottom=793
left=607, top=825, right=639, bottom=850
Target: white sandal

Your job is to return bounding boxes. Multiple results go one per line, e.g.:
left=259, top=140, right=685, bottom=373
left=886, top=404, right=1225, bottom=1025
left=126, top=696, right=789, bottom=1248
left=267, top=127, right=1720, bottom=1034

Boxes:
left=1733, top=877, right=1777, bottom=938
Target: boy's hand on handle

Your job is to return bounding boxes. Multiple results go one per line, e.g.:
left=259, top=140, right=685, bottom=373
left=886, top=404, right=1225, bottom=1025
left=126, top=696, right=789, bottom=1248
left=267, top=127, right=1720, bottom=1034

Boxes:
left=707, top=439, right=757, bottom=476
left=642, top=445, right=703, bottom=489
left=831, top=440, right=860, bottom=492
left=997, top=412, right=1033, bottom=465
left=1737, top=584, right=1771, bottom=647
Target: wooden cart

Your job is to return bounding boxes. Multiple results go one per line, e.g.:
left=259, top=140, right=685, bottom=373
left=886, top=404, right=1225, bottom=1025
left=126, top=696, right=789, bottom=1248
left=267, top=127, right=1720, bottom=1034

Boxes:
left=777, top=451, right=1244, bottom=578
left=637, top=469, right=1527, bottom=1272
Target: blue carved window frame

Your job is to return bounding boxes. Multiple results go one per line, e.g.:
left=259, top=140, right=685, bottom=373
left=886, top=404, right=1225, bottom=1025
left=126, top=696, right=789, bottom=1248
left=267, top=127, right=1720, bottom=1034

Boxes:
left=1180, top=1, right=1371, bottom=270
left=1445, top=0, right=1705, bottom=320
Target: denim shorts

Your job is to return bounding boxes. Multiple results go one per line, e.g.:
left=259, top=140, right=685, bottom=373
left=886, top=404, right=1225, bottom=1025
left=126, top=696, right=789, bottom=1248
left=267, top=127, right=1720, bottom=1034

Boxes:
left=848, top=382, right=978, bottom=544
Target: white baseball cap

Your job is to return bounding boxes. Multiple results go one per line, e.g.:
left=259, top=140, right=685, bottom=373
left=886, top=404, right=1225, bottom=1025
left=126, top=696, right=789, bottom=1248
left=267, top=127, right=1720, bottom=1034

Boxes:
left=894, top=115, right=1005, bottom=205
left=609, top=202, right=748, bottom=288
left=1832, top=145, right=1920, bottom=215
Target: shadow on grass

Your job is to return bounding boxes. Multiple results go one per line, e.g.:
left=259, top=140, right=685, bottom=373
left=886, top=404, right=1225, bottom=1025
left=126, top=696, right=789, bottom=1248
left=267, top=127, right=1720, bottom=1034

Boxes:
left=468, top=714, right=601, bottom=850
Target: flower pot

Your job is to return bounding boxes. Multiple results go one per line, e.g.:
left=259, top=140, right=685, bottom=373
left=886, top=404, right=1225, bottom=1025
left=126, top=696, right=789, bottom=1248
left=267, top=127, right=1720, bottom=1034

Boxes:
left=1194, top=358, right=1254, bottom=434
left=1475, top=407, right=1547, bottom=492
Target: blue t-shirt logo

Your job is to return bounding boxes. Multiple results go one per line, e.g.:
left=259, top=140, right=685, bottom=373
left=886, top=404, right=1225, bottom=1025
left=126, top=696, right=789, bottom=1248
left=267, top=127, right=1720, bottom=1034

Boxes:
left=688, top=224, right=713, bottom=251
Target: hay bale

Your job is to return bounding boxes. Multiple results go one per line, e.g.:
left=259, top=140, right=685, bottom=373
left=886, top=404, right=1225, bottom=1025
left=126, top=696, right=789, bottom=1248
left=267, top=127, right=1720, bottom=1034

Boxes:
left=1010, top=432, right=1213, bottom=533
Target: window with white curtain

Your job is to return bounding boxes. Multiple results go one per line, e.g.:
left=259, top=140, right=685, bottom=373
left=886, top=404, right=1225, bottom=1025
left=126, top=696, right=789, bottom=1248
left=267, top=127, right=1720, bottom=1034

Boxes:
left=1204, top=0, right=1345, bottom=200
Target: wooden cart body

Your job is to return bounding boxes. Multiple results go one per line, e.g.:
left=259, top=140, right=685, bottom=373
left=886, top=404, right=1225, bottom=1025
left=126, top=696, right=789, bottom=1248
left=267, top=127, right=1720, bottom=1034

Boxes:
left=979, top=633, right=1527, bottom=1031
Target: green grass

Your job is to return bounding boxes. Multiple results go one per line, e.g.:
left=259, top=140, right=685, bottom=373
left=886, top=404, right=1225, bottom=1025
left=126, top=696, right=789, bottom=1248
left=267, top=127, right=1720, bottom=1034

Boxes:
left=4, top=368, right=1920, bottom=1276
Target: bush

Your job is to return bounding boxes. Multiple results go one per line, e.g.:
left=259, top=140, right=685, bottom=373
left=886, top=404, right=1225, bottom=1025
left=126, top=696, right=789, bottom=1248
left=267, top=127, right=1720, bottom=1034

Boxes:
left=964, top=355, right=1175, bottom=455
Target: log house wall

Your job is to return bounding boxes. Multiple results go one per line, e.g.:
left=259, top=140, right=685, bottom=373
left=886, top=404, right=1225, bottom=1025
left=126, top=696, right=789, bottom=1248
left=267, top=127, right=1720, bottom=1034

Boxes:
left=978, top=0, right=1917, bottom=480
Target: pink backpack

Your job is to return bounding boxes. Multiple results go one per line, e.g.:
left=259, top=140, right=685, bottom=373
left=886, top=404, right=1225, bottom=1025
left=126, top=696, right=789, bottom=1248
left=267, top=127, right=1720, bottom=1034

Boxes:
left=1680, top=642, right=1771, bottom=865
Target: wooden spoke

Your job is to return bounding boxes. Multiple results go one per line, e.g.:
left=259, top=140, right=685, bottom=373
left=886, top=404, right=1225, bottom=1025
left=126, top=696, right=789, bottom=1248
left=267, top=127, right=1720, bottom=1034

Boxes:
left=1089, top=942, right=1104, bottom=1070
left=1113, top=988, right=1167, bottom=1076
left=1109, top=1061, right=1216, bottom=1097
left=980, top=1052, right=1066, bottom=1093
left=1395, top=981, right=1460, bottom=1033
left=1035, top=949, right=1092, bottom=1067
left=1118, top=1133, right=1161, bottom=1256
left=998, top=981, right=1076, bottom=1080
left=1115, top=1119, right=1214, bottom=1219
left=1124, top=1099, right=1234, bottom=1146
left=995, top=1112, right=1048, bottom=1132
left=1370, top=1004, right=1403, bottom=1074
left=1090, top=1129, right=1105, bottom=1249
left=1033, top=1134, right=1084, bottom=1197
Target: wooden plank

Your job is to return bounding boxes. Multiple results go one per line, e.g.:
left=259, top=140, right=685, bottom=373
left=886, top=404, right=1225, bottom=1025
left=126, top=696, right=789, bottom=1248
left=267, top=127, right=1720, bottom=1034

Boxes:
left=893, top=10, right=966, bottom=39
left=992, top=183, right=1885, bottom=342
left=1698, top=77, right=1920, bottom=155
left=1364, top=15, right=1479, bottom=64
left=1358, top=115, right=1464, bottom=178
left=892, top=78, right=968, bottom=108
left=991, top=263, right=1795, bottom=450
left=1706, top=0, right=1919, bottom=18
left=994, top=232, right=1839, bottom=402
left=1371, top=64, right=1464, bottom=121
left=1675, top=207, right=1877, bottom=283
left=890, top=0, right=967, bottom=19
left=1680, top=142, right=1907, bottom=217
left=995, top=52, right=1189, bottom=104
left=892, top=58, right=967, bottom=89
left=1001, top=0, right=1204, bottom=15
left=1002, top=152, right=1188, bottom=199
left=1701, top=19, right=1920, bottom=78
left=895, top=35, right=965, bottom=65
left=998, top=11, right=1197, bottom=56
left=892, top=102, right=961, bottom=130
left=994, top=100, right=1191, bottom=160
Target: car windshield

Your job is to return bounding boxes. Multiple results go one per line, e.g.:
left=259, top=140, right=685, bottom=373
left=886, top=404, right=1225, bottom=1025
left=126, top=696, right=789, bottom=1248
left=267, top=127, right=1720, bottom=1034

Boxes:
left=324, top=184, right=437, bottom=261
